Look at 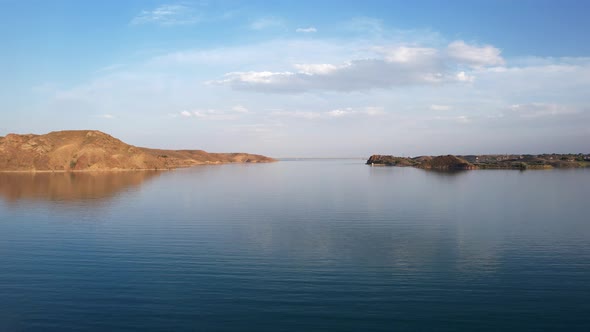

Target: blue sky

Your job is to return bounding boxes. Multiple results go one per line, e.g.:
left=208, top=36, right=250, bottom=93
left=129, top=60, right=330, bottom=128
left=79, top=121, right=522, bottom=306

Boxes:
left=1, top=0, right=589, bottom=157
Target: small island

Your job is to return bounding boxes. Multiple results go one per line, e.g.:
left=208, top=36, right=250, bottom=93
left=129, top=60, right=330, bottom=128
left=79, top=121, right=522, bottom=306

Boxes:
left=367, top=154, right=590, bottom=170
left=0, top=130, right=275, bottom=172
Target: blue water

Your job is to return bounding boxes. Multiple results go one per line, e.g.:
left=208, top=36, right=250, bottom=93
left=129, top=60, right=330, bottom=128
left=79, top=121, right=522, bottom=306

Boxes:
left=1, top=160, right=590, bottom=331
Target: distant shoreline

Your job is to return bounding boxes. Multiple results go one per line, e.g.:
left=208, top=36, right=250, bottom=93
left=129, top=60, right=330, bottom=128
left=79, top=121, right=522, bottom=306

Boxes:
left=0, top=160, right=272, bottom=173
left=367, top=154, right=590, bottom=170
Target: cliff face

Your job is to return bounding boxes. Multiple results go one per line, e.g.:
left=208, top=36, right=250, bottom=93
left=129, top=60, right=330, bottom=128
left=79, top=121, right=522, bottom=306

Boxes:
left=0, top=130, right=275, bottom=171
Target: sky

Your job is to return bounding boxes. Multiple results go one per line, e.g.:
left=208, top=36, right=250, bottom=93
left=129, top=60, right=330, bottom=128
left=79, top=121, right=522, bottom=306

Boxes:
left=1, top=0, right=589, bottom=157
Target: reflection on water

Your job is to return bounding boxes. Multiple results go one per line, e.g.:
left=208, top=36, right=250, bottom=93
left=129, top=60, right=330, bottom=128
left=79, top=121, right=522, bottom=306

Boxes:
left=423, top=169, right=470, bottom=177
left=1, top=161, right=589, bottom=331
left=0, top=171, right=161, bottom=203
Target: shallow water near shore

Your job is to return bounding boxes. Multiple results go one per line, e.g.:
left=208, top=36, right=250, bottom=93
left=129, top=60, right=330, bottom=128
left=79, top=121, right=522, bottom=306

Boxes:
left=1, top=159, right=590, bottom=331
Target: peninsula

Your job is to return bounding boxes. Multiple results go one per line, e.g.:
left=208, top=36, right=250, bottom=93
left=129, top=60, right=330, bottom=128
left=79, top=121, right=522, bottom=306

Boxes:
left=367, top=154, right=590, bottom=170
left=0, top=130, right=275, bottom=172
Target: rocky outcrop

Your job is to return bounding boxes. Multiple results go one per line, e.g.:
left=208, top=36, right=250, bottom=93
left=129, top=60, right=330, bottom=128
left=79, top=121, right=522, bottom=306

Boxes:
left=366, top=155, right=416, bottom=166
left=367, top=154, right=473, bottom=170
left=0, top=130, right=275, bottom=171
left=367, top=153, right=590, bottom=170
left=417, top=155, right=475, bottom=170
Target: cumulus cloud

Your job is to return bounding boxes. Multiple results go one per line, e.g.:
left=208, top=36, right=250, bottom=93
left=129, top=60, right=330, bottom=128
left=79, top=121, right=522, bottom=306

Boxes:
left=29, top=22, right=590, bottom=155
left=296, top=27, right=317, bottom=33
left=216, top=58, right=447, bottom=92
left=446, top=40, right=505, bottom=67
left=131, top=4, right=199, bottom=26
left=214, top=41, right=504, bottom=93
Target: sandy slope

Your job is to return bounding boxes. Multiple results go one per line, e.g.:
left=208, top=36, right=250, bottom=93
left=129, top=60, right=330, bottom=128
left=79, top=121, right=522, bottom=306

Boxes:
left=0, top=130, right=275, bottom=171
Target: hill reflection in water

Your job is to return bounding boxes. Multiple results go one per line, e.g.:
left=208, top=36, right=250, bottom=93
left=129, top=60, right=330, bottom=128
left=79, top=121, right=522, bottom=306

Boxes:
left=0, top=171, right=161, bottom=203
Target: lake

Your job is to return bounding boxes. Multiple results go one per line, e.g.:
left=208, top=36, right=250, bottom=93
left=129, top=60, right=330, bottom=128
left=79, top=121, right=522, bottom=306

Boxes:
left=1, top=159, right=589, bottom=331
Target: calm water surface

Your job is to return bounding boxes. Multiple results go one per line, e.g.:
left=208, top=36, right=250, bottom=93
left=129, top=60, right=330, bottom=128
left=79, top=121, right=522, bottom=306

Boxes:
left=1, top=160, right=590, bottom=331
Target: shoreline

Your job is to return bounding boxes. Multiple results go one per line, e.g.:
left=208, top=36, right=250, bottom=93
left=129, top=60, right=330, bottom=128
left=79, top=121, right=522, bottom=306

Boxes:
left=367, top=154, right=590, bottom=170
left=0, top=160, right=277, bottom=173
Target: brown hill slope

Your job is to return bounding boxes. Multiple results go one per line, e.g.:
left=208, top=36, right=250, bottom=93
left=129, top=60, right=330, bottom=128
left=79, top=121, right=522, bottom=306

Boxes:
left=0, top=130, right=275, bottom=171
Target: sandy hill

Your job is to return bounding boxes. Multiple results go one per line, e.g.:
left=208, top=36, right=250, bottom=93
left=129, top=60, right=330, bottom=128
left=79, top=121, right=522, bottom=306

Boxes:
left=0, top=130, right=275, bottom=171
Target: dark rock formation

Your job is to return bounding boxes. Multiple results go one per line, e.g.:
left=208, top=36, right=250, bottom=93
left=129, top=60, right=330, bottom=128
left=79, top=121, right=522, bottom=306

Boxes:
left=366, top=153, right=589, bottom=170
left=417, top=155, right=475, bottom=170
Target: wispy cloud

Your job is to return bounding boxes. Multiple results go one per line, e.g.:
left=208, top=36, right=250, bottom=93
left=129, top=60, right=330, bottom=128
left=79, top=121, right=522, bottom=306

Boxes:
left=177, top=107, right=248, bottom=121
left=508, top=103, right=579, bottom=118
left=296, top=27, right=317, bottom=33
left=430, top=104, right=452, bottom=111
left=347, top=17, right=384, bottom=35
left=271, top=107, right=385, bottom=120
left=250, top=17, right=284, bottom=30
left=447, top=40, right=505, bottom=67
left=232, top=105, right=249, bottom=113
left=131, top=4, right=199, bottom=26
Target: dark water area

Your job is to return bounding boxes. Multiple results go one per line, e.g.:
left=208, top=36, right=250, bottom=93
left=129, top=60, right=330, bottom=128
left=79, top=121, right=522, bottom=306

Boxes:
left=1, top=160, right=590, bottom=331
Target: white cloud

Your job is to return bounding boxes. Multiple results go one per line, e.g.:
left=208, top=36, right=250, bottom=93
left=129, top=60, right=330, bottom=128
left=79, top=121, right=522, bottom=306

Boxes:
left=178, top=107, right=248, bottom=121
left=365, top=107, right=386, bottom=116
left=216, top=57, right=449, bottom=93
left=131, top=4, right=199, bottom=26
left=430, top=104, right=451, bottom=111
left=428, top=115, right=472, bottom=124
left=446, top=40, right=505, bottom=67
left=378, top=46, right=439, bottom=63
left=509, top=103, right=578, bottom=118
left=214, top=41, right=506, bottom=93
left=271, top=111, right=322, bottom=120
left=25, top=22, right=590, bottom=156
left=456, top=71, right=475, bottom=82
left=455, top=115, right=471, bottom=124
left=232, top=105, right=249, bottom=113
left=250, top=17, right=284, bottom=30
left=296, top=27, right=317, bottom=33
left=348, top=17, right=384, bottom=35
left=271, top=107, right=386, bottom=120
left=293, top=63, right=342, bottom=75
left=327, top=109, right=353, bottom=117
left=218, top=71, right=296, bottom=85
